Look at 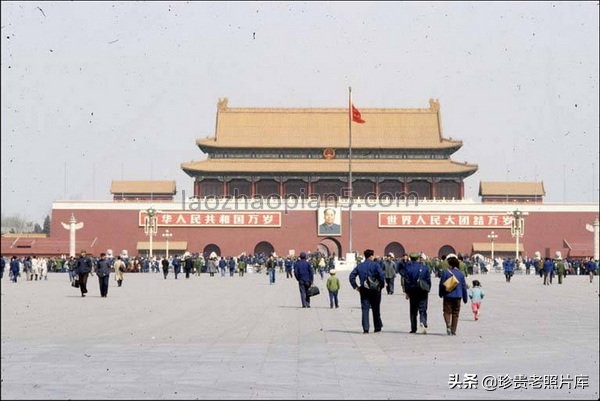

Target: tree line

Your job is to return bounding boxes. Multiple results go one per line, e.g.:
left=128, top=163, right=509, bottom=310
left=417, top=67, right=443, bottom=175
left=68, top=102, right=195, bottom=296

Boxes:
left=1, top=214, right=51, bottom=235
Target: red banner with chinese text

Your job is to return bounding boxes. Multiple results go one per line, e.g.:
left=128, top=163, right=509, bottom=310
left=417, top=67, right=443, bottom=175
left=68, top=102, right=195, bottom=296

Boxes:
left=378, top=212, right=514, bottom=228
left=139, top=211, right=281, bottom=227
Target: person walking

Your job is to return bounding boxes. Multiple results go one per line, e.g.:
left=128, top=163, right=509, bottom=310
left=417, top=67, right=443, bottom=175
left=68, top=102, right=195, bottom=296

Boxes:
left=533, top=251, right=543, bottom=278
left=228, top=256, right=236, bottom=277
left=542, top=257, right=554, bottom=285
left=266, top=255, right=276, bottom=284
left=284, top=257, right=293, bottom=278
left=23, top=256, right=32, bottom=281
left=161, top=257, right=170, bottom=279
left=66, top=256, right=77, bottom=284
left=194, top=255, right=203, bottom=276
left=9, top=256, right=20, bottom=283
left=318, top=257, right=326, bottom=280
left=585, top=257, right=597, bottom=283
left=293, top=252, right=314, bottom=308
left=172, top=255, right=181, bottom=279
left=383, top=253, right=397, bottom=295
left=95, top=253, right=111, bottom=298
left=113, top=255, right=126, bottom=287
left=218, top=256, right=227, bottom=277
left=326, top=269, right=340, bottom=308
left=40, top=257, right=48, bottom=280
left=349, top=249, right=385, bottom=334
left=184, top=254, right=194, bottom=279
left=403, top=252, right=431, bottom=334
left=75, top=250, right=93, bottom=297
left=438, top=256, right=468, bottom=335
left=207, top=253, right=217, bottom=277
left=238, top=257, right=246, bottom=277
left=468, top=279, right=485, bottom=321
left=503, top=257, right=514, bottom=282
left=555, top=253, right=566, bottom=284
left=31, top=255, right=41, bottom=281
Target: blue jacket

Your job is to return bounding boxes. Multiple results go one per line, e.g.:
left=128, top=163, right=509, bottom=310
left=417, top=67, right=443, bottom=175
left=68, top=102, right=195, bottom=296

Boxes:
left=404, top=261, right=431, bottom=293
left=585, top=260, right=598, bottom=273
left=172, top=257, right=181, bottom=271
left=95, top=258, right=111, bottom=277
left=75, top=256, right=93, bottom=274
left=438, top=268, right=468, bottom=303
left=349, top=259, right=385, bottom=290
left=10, top=258, right=20, bottom=273
left=503, top=259, right=514, bottom=273
left=293, top=259, right=313, bottom=284
left=543, top=259, right=554, bottom=273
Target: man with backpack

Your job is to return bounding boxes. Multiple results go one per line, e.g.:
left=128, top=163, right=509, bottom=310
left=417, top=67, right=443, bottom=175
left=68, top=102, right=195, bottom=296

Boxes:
left=349, top=249, right=385, bottom=334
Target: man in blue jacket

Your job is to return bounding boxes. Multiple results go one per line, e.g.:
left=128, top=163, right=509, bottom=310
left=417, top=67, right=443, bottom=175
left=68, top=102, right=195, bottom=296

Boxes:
left=172, top=255, right=182, bottom=279
left=585, top=257, right=597, bottom=283
left=438, top=255, right=468, bottom=336
left=503, top=258, right=515, bottom=282
left=349, top=249, right=386, bottom=334
left=9, top=256, right=20, bottom=283
left=293, top=252, right=314, bottom=308
left=542, top=257, right=554, bottom=285
left=95, top=252, right=111, bottom=298
left=75, top=250, right=93, bottom=297
left=403, top=252, right=431, bottom=334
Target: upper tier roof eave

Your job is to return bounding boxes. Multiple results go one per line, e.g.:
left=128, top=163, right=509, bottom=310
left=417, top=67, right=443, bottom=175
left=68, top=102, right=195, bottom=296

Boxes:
left=196, top=137, right=463, bottom=150
left=180, top=158, right=478, bottom=177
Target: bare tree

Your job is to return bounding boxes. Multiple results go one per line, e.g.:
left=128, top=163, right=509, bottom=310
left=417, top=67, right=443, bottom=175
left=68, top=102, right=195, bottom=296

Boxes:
left=1, top=214, right=35, bottom=234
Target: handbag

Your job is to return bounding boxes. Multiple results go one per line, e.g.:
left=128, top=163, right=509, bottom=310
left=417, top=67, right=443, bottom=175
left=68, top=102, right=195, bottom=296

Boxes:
left=71, top=277, right=80, bottom=288
left=307, top=285, right=320, bottom=297
left=443, top=271, right=459, bottom=292
left=363, top=275, right=381, bottom=291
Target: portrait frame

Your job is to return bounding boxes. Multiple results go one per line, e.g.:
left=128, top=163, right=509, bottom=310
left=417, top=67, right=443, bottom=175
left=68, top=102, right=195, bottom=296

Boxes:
left=317, top=207, right=342, bottom=236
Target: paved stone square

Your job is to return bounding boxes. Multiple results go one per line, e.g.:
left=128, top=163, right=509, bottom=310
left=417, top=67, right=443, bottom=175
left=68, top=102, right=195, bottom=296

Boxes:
left=1, top=269, right=598, bottom=399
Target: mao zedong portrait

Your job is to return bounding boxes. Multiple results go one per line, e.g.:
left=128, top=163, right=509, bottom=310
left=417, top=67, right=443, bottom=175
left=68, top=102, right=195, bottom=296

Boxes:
left=318, top=208, right=341, bottom=236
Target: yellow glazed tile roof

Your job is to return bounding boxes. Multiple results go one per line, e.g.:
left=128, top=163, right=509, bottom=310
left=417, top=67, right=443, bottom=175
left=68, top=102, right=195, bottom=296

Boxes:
left=110, top=181, right=177, bottom=194
left=197, top=98, right=462, bottom=150
left=479, top=182, right=545, bottom=196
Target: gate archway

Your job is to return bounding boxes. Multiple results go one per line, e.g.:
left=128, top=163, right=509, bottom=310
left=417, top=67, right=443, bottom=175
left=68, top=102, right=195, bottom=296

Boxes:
left=203, top=244, right=221, bottom=258
left=384, top=242, right=405, bottom=258
left=254, top=241, right=275, bottom=256
left=438, top=245, right=456, bottom=259
left=318, top=237, right=342, bottom=258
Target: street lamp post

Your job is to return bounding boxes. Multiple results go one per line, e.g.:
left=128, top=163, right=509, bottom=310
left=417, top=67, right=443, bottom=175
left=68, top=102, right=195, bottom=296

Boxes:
left=143, top=207, right=158, bottom=259
left=162, top=229, right=173, bottom=259
left=487, top=230, right=498, bottom=262
left=508, top=209, right=528, bottom=261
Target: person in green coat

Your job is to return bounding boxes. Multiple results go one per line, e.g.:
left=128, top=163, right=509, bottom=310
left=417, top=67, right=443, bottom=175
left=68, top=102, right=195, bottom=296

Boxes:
left=458, top=255, right=469, bottom=278
left=326, top=269, right=341, bottom=308
left=238, top=259, right=246, bottom=277
left=555, top=252, right=566, bottom=284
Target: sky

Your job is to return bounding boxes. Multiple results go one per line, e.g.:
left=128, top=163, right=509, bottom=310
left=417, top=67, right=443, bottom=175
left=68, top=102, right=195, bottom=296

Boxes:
left=1, top=1, right=599, bottom=224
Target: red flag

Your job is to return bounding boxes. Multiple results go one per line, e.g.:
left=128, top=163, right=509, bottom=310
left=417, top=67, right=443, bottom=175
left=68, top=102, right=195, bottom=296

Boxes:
left=352, top=103, right=365, bottom=123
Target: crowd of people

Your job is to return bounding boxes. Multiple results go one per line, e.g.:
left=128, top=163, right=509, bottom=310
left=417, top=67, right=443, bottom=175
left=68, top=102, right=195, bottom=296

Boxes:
left=1, top=249, right=597, bottom=334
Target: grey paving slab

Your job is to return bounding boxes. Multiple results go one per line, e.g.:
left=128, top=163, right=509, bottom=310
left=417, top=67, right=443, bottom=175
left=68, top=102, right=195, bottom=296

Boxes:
left=1, top=270, right=598, bottom=400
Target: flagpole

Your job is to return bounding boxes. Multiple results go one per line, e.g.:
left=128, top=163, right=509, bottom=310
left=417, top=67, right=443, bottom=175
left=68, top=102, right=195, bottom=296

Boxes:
left=348, top=86, right=353, bottom=258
